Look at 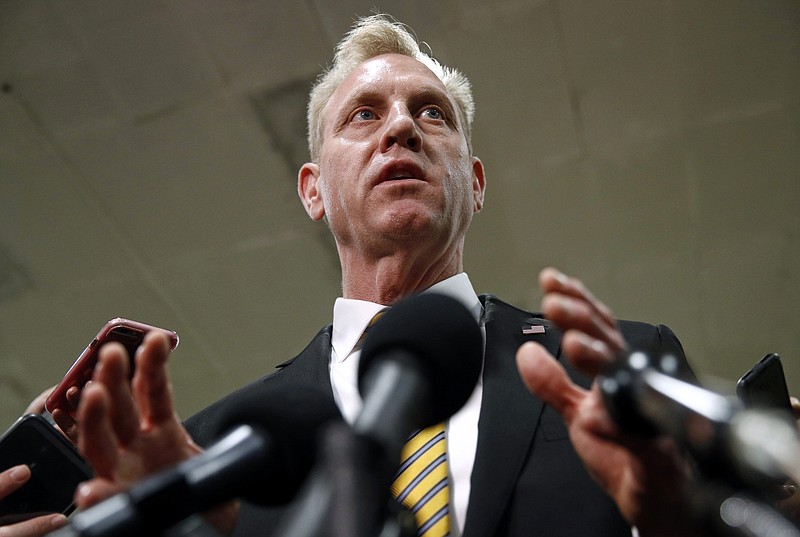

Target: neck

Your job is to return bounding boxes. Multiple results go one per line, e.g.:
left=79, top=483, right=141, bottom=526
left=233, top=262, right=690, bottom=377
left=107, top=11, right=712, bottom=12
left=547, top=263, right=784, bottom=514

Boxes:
left=339, top=244, right=464, bottom=304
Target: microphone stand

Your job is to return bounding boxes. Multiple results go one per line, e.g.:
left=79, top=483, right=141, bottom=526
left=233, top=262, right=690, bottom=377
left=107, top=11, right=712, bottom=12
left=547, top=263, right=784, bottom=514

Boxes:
left=275, top=422, right=415, bottom=537
left=163, top=515, right=226, bottom=537
left=689, top=482, right=800, bottom=537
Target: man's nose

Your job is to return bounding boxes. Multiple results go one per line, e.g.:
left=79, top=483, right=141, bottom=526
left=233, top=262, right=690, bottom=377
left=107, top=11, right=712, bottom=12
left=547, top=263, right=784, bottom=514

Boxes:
left=380, top=106, right=422, bottom=152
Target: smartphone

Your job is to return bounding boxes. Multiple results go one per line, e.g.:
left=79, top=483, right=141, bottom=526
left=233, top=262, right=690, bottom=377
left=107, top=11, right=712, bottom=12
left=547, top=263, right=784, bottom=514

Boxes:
left=45, top=318, right=179, bottom=419
left=0, top=414, right=93, bottom=524
left=736, top=353, right=793, bottom=415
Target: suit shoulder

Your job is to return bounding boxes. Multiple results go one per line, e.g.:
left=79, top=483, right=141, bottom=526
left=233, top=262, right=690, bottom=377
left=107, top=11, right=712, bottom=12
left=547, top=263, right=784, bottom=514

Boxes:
left=185, top=325, right=334, bottom=447
left=480, top=294, right=544, bottom=323
left=481, top=294, right=693, bottom=378
left=616, top=320, right=683, bottom=353
left=616, top=320, right=694, bottom=380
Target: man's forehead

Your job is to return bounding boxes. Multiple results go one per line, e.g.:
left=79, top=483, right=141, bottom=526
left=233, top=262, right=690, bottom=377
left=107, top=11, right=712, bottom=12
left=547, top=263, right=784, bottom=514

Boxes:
left=356, top=53, right=442, bottom=82
left=332, top=54, right=448, bottom=102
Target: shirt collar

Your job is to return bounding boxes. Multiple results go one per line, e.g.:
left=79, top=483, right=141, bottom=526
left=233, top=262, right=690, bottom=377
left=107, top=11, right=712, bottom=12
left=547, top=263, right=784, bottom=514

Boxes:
left=331, top=272, right=482, bottom=363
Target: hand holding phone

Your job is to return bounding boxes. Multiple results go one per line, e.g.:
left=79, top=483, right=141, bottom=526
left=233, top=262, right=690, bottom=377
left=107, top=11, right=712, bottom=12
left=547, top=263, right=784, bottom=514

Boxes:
left=45, top=318, right=179, bottom=419
left=737, top=353, right=793, bottom=416
left=0, top=465, right=69, bottom=532
left=0, top=414, right=93, bottom=524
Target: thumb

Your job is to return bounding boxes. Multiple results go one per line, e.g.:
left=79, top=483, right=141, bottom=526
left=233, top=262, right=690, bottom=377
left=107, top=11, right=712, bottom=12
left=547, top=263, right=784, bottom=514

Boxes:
left=516, top=341, right=584, bottom=424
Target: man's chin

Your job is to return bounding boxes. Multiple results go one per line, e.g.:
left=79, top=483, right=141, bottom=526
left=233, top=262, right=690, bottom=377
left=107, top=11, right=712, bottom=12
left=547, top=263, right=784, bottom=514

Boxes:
left=378, top=206, right=439, bottom=237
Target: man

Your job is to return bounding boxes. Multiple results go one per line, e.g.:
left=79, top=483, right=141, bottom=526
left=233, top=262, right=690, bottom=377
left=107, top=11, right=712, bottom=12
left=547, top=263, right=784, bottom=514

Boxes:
left=73, top=14, right=698, bottom=537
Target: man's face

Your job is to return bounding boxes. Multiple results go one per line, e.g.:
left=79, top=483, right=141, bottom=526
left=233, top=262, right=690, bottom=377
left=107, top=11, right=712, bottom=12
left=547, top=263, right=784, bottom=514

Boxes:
left=300, top=53, right=484, bottom=258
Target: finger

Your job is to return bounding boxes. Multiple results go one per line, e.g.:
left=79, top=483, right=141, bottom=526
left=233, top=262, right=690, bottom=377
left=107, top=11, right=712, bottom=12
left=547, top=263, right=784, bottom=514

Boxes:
left=542, top=293, right=627, bottom=353
left=539, top=268, right=626, bottom=352
left=132, top=332, right=176, bottom=425
left=50, top=409, right=78, bottom=444
left=65, top=385, right=81, bottom=410
left=74, top=478, right=122, bottom=510
left=561, top=331, right=617, bottom=378
left=776, top=482, right=800, bottom=523
left=516, top=341, right=585, bottom=424
left=94, top=343, right=140, bottom=446
left=791, top=396, right=800, bottom=421
left=0, top=514, right=68, bottom=536
left=0, top=465, right=30, bottom=498
left=23, top=387, right=54, bottom=415
left=540, top=267, right=617, bottom=326
left=77, top=383, right=119, bottom=479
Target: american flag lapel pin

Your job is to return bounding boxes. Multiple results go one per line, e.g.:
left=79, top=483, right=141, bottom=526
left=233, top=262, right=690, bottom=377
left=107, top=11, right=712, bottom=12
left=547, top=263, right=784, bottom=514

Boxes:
left=522, top=324, right=545, bottom=335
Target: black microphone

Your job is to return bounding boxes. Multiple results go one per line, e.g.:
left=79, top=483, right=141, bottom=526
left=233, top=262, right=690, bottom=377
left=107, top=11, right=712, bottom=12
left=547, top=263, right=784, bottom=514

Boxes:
left=56, top=388, right=340, bottom=537
left=599, top=351, right=800, bottom=491
left=355, top=292, right=483, bottom=455
left=276, top=292, right=484, bottom=537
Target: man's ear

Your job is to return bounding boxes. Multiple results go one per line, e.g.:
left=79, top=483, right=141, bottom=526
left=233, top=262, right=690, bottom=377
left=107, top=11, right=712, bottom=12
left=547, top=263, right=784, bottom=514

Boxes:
left=471, top=157, right=486, bottom=212
left=298, top=163, right=325, bottom=221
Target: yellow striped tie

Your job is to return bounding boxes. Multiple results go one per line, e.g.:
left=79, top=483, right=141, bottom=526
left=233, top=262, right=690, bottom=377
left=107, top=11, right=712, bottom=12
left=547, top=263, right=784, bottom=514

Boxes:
left=390, top=423, right=450, bottom=537
left=354, top=309, right=388, bottom=353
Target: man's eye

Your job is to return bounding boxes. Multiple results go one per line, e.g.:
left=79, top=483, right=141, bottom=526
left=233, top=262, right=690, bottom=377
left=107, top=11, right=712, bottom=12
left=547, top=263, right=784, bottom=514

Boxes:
left=353, top=109, right=376, bottom=121
left=420, top=107, right=444, bottom=120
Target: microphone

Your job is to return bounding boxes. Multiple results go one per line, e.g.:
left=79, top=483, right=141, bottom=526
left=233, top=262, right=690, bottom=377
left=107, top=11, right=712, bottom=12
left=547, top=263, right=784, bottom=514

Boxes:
left=57, top=387, right=340, bottom=537
left=355, top=292, right=484, bottom=453
left=599, top=351, right=800, bottom=492
left=276, top=292, right=484, bottom=537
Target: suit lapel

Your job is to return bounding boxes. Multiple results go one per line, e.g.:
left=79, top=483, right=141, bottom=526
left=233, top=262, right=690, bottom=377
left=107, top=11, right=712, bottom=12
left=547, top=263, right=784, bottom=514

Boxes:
left=271, top=325, right=336, bottom=401
left=184, top=326, right=338, bottom=449
left=462, top=296, right=562, bottom=537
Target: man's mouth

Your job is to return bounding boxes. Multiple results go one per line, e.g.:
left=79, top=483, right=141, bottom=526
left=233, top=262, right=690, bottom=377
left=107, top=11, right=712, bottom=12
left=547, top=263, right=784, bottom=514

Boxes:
left=378, top=162, right=425, bottom=184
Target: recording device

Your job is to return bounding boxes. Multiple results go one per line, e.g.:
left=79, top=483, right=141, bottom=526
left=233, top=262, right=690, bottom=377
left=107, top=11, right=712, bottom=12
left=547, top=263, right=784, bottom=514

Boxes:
left=54, top=387, right=340, bottom=537
left=46, top=318, right=179, bottom=418
left=0, top=414, right=93, bottom=525
left=599, top=351, right=800, bottom=491
left=737, top=353, right=793, bottom=416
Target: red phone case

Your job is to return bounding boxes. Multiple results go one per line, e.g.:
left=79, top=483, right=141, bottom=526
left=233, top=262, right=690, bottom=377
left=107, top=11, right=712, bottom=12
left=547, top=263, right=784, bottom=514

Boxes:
left=45, top=318, right=179, bottom=418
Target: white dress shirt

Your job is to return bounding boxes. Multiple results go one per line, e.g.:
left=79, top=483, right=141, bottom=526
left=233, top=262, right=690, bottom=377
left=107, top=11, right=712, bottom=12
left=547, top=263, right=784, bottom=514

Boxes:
left=329, top=273, right=485, bottom=537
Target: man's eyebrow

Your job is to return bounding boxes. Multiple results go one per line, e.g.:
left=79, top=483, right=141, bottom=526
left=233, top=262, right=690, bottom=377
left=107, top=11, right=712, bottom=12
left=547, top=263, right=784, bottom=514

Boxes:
left=410, top=85, right=456, bottom=107
left=328, top=89, right=383, bottom=126
left=338, top=87, right=385, bottom=108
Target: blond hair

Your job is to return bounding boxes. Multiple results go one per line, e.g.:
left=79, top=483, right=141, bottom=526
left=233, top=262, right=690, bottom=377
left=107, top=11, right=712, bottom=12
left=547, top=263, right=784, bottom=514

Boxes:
left=306, top=14, right=475, bottom=162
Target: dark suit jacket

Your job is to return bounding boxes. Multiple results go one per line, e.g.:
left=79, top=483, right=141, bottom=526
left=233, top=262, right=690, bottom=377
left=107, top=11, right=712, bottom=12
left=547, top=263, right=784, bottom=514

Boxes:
left=185, top=295, right=692, bottom=537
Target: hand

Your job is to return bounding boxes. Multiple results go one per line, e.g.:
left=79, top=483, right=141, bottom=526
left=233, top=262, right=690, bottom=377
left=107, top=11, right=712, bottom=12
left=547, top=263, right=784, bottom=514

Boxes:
left=776, top=397, right=800, bottom=523
left=516, top=267, right=697, bottom=537
left=75, top=332, right=239, bottom=534
left=23, top=387, right=78, bottom=444
left=22, top=389, right=49, bottom=415
left=0, top=465, right=67, bottom=537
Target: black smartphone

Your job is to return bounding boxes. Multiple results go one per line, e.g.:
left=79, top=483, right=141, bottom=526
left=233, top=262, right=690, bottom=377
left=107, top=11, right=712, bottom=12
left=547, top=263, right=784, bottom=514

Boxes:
left=736, top=353, right=793, bottom=415
left=0, top=414, right=93, bottom=524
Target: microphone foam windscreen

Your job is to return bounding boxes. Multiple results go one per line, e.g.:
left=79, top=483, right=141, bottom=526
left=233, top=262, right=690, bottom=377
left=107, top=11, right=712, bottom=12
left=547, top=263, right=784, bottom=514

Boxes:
left=213, top=386, right=341, bottom=505
left=359, top=292, right=483, bottom=426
